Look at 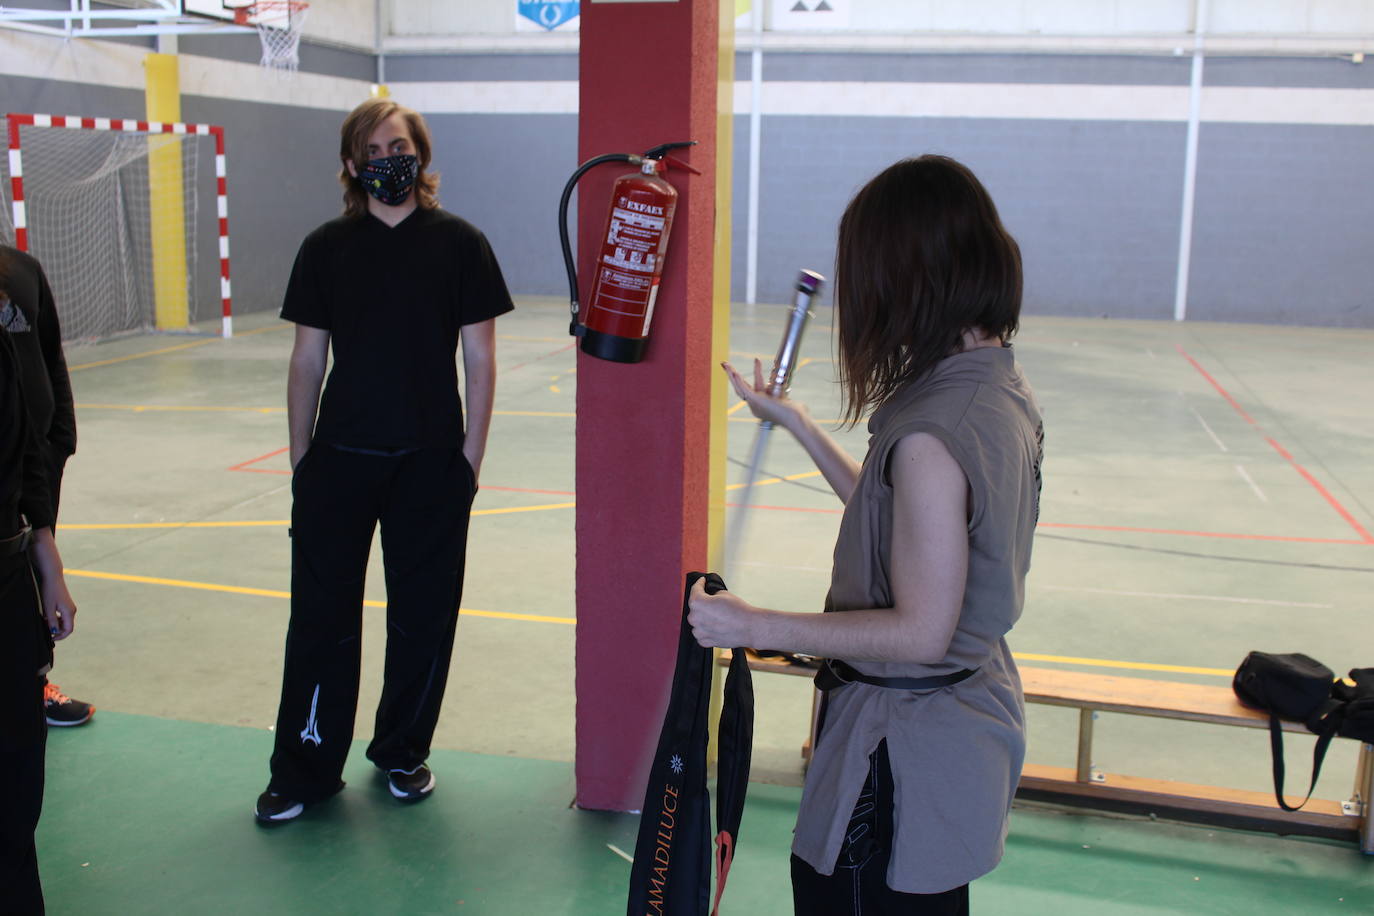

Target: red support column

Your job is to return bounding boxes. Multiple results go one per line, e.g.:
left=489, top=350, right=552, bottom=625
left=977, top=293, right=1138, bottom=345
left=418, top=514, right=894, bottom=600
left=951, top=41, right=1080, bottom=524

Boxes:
left=574, top=0, right=720, bottom=811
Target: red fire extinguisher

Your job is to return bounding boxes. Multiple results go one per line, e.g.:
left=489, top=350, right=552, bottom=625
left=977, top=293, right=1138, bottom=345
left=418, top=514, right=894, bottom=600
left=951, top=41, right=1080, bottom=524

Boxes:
left=559, top=141, right=699, bottom=363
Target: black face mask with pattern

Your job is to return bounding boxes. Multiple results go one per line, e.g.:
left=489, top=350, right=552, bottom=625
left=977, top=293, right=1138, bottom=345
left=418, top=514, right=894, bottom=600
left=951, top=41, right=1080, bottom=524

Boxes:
left=357, top=154, right=419, bottom=207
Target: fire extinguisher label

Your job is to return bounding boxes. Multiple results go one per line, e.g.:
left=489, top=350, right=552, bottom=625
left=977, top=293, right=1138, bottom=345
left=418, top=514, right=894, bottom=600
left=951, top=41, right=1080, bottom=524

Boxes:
left=604, top=201, right=665, bottom=275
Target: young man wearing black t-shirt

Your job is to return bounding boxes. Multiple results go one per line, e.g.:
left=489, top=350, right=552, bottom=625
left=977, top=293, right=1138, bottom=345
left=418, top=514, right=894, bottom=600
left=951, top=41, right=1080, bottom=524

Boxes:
left=256, top=99, right=514, bottom=824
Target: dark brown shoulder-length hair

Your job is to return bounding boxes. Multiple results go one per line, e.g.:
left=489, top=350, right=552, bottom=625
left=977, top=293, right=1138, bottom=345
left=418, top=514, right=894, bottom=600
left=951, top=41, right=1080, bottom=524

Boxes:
left=338, top=98, right=440, bottom=218
left=834, top=155, right=1022, bottom=425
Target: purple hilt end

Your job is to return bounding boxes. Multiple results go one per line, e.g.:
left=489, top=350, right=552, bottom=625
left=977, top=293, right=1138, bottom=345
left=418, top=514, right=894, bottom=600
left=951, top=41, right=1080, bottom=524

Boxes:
left=796, top=269, right=825, bottom=296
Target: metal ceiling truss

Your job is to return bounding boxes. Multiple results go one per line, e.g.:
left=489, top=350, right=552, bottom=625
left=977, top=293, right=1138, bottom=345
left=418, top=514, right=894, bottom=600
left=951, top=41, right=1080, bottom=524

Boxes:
left=0, top=1, right=249, bottom=39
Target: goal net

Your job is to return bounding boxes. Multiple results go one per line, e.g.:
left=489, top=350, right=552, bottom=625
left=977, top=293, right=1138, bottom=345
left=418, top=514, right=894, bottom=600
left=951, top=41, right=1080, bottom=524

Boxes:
left=2, top=114, right=233, bottom=342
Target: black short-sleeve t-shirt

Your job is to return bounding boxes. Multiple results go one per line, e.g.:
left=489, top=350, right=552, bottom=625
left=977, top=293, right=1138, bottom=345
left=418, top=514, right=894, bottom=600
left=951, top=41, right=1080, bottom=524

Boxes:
left=281, top=207, right=514, bottom=449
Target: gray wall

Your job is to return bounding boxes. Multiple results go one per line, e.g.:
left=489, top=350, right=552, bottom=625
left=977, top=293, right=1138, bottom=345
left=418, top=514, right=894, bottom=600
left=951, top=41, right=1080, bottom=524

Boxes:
left=736, top=115, right=1190, bottom=319
left=425, top=113, right=579, bottom=306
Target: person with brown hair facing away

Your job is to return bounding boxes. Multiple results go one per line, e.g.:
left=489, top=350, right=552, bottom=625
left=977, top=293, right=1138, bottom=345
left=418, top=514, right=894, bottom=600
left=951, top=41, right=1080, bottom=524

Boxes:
left=255, top=98, right=513, bottom=825
left=689, top=156, right=1044, bottom=914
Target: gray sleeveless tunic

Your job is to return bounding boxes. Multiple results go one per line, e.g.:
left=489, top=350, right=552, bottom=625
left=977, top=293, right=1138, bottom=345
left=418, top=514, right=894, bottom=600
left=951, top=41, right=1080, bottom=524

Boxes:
left=791, top=345, right=1043, bottom=894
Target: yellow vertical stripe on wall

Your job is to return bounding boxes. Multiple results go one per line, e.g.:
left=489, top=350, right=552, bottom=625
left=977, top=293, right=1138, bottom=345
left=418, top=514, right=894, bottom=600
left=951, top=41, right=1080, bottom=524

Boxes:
left=709, top=0, right=735, bottom=576
left=144, top=53, right=190, bottom=331
left=707, top=0, right=737, bottom=772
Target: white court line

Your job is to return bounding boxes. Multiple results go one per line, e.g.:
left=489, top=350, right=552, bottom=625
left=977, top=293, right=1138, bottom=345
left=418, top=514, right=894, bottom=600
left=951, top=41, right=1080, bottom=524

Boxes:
left=1234, top=464, right=1269, bottom=503
left=607, top=844, right=634, bottom=863
left=1038, top=584, right=1329, bottom=608
left=1189, top=407, right=1228, bottom=453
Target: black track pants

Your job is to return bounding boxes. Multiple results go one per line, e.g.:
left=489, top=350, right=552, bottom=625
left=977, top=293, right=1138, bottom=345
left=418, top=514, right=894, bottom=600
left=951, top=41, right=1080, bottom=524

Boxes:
left=1, top=552, right=49, bottom=916
left=268, top=444, right=475, bottom=803
left=791, top=740, right=970, bottom=915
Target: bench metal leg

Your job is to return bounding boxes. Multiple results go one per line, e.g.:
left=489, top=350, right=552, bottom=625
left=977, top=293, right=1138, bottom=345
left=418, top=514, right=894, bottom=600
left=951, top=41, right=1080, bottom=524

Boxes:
left=1076, top=708, right=1095, bottom=783
left=1356, top=742, right=1373, bottom=855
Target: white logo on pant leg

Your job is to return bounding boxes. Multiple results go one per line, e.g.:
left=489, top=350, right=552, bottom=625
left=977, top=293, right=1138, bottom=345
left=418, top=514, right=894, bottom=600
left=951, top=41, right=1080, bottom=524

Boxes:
left=300, top=684, right=322, bottom=746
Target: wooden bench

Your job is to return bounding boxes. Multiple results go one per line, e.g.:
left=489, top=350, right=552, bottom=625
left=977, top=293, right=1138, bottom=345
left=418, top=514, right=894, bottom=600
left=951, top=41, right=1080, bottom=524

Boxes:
left=719, top=652, right=1373, bottom=853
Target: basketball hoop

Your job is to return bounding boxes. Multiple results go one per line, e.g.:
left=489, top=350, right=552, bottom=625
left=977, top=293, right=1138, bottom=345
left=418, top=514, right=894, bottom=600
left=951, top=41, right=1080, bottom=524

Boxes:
left=232, top=1, right=309, bottom=75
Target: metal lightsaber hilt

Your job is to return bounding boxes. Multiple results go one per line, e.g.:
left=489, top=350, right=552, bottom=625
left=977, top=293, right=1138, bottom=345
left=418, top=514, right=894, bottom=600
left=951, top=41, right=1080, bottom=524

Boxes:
left=760, top=269, right=825, bottom=429
left=726, top=269, right=826, bottom=578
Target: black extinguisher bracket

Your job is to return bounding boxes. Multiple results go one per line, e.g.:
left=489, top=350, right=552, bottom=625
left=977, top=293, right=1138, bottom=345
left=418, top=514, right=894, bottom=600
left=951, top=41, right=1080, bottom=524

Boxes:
left=558, top=141, right=697, bottom=363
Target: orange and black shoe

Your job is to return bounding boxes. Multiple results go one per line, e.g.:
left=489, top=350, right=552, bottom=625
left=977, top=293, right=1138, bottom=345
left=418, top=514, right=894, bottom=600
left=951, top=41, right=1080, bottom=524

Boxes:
left=44, top=682, right=95, bottom=727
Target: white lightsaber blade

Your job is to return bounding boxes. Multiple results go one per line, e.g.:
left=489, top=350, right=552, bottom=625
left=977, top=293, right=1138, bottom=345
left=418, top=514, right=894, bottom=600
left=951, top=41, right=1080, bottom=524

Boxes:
left=727, top=270, right=825, bottom=577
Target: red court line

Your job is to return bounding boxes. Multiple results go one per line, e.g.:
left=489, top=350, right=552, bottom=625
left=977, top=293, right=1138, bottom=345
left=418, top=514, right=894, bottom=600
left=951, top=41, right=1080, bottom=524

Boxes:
left=228, top=446, right=289, bottom=473
left=1175, top=346, right=1258, bottom=427
left=505, top=342, right=576, bottom=374
left=1037, top=522, right=1368, bottom=546
left=1177, top=345, right=1373, bottom=544
left=1263, top=437, right=1374, bottom=544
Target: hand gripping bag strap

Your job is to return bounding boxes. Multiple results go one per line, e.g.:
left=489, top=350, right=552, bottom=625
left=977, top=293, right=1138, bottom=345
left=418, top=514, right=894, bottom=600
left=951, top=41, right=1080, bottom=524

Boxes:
left=711, top=636, right=753, bottom=916
left=627, top=572, right=755, bottom=916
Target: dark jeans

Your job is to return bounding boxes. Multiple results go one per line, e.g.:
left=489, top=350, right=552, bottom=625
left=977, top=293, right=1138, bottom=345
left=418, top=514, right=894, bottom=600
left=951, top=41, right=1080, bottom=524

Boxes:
left=791, top=741, right=970, bottom=916
left=268, top=444, right=475, bottom=803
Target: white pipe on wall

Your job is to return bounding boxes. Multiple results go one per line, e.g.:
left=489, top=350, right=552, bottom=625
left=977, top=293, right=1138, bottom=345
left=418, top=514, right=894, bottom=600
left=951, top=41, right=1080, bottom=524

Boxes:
left=1174, top=0, right=1207, bottom=322
left=745, top=5, right=763, bottom=305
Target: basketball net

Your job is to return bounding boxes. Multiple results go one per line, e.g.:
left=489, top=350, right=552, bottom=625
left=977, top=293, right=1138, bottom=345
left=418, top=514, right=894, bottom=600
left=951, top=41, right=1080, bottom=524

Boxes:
left=234, top=1, right=309, bottom=75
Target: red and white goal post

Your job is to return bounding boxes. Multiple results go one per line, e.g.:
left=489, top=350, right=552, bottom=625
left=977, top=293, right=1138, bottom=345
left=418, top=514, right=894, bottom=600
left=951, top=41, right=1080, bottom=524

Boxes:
left=5, top=113, right=234, bottom=340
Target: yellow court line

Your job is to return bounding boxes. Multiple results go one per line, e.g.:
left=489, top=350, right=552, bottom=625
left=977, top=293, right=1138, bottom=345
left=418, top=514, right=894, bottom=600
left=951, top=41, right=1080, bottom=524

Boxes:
left=727, top=399, right=749, bottom=415
left=725, top=470, right=822, bottom=491
left=730, top=415, right=842, bottom=424
left=66, top=323, right=290, bottom=372
left=62, top=520, right=288, bottom=530
left=1012, top=651, right=1233, bottom=678
left=78, top=404, right=572, bottom=417
left=63, top=503, right=577, bottom=530
left=59, top=571, right=1232, bottom=673
left=68, top=337, right=218, bottom=371
left=475, top=502, right=576, bottom=515
left=61, top=569, right=575, bottom=625
left=77, top=403, right=284, bottom=413
left=73, top=403, right=824, bottom=423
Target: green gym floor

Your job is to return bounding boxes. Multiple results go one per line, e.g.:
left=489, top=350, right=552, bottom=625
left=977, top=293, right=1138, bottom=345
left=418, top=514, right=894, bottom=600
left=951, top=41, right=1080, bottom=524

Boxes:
left=36, top=300, right=1374, bottom=913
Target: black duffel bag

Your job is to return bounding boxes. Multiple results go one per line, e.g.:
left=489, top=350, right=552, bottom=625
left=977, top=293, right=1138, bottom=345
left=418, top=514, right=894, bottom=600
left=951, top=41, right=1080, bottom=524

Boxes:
left=1233, top=652, right=1337, bottom=812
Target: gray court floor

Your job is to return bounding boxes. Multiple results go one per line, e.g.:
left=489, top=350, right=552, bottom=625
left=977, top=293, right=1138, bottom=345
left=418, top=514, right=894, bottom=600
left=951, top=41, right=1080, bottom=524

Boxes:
left=37, top=298, right=1374, bottom=905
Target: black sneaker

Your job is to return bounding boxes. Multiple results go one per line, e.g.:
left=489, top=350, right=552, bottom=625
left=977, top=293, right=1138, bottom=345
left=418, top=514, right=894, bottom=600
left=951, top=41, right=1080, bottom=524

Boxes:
left=386, top=764, right=435, bottom=802
left=44, top=682, right=95, bottom=727
left=254, top=790, right=304, bottom=825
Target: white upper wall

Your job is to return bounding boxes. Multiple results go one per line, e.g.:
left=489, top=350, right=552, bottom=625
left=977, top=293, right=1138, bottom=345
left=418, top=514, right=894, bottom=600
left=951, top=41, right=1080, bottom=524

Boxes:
left=383, top=0, right=1374, bottom=37
left=847, top=0, right=1374, bottom=34
left=300, top=0, right=378, bottom=49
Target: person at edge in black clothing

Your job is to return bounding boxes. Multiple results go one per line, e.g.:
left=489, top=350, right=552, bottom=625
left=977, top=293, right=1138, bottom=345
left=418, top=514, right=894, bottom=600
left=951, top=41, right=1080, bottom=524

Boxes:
left=1, top=318, right=79, bottom=915
left=255, top=98, right=514, bottom=825
left=0, top=246, right=94, bottom=729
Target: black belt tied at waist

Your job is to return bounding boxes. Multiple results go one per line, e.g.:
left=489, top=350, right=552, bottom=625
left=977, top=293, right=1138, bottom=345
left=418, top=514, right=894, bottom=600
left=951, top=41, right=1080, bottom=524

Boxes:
left=0, top=526, right=32, bottom=558
left=815, top=658, right=977, bottom=692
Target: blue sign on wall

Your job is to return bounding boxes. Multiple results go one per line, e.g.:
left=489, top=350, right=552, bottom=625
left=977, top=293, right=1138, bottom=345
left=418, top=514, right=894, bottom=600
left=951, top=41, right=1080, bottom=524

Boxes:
left=519, top=1, right=580, bottom=31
